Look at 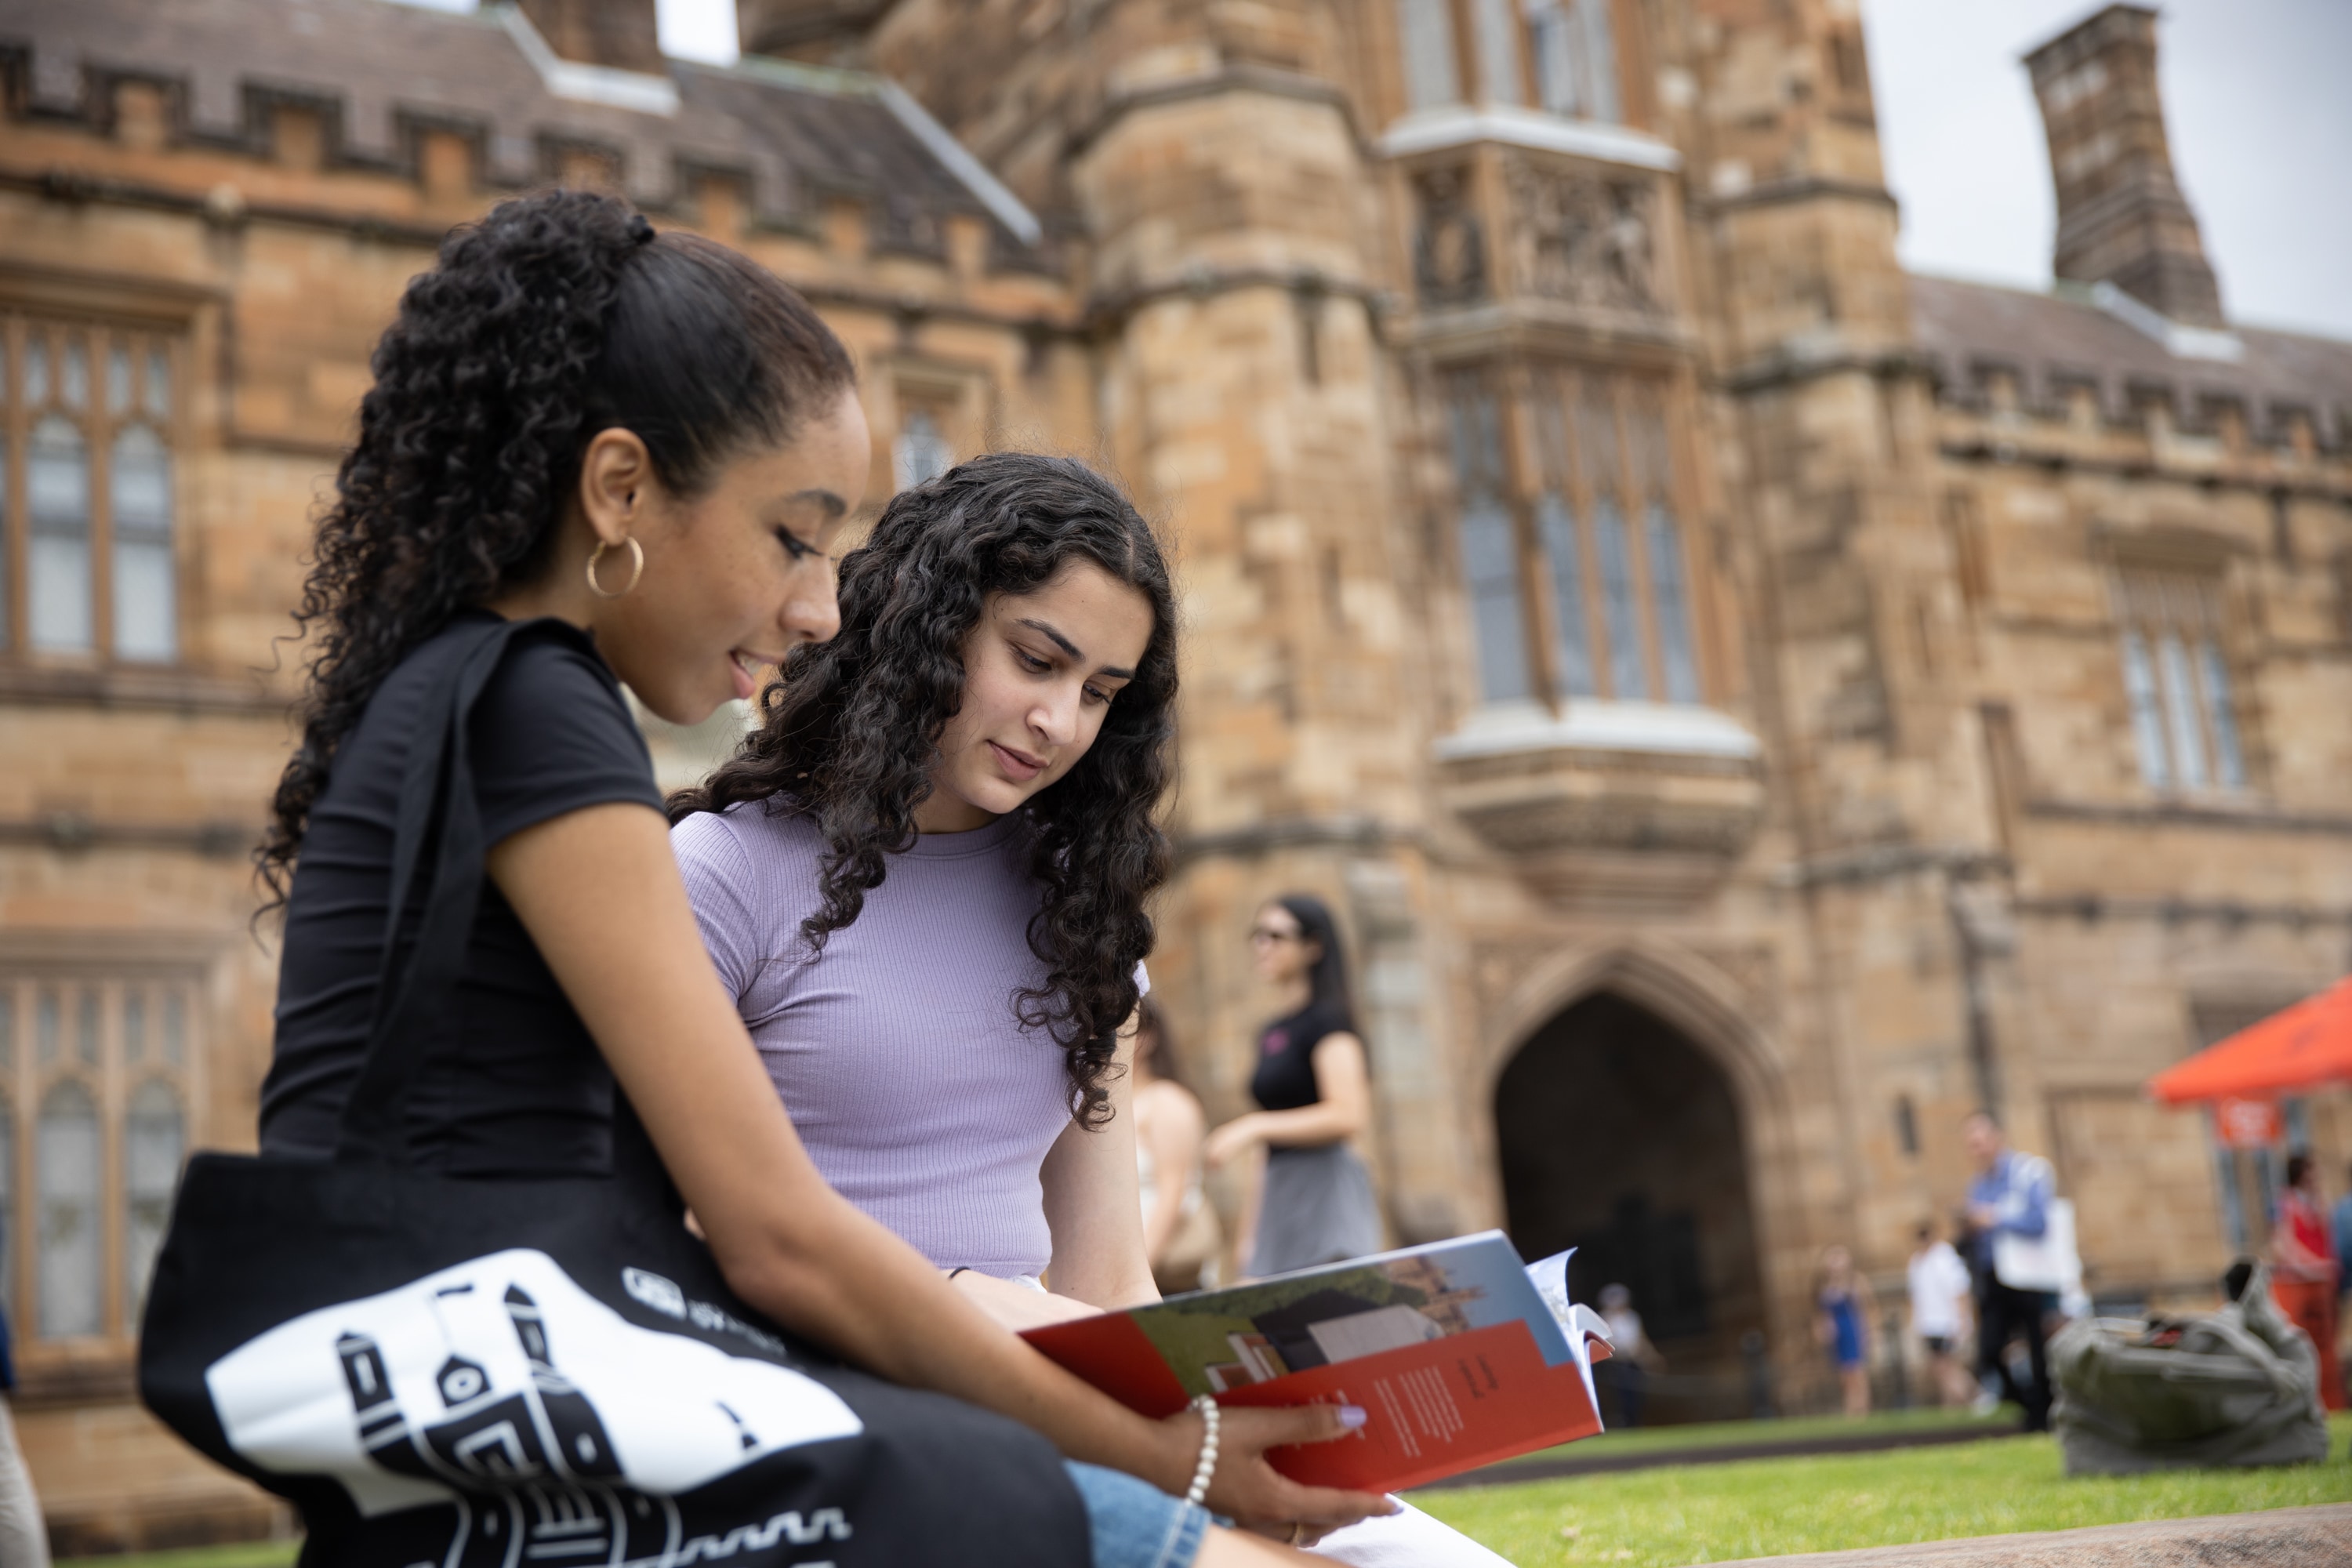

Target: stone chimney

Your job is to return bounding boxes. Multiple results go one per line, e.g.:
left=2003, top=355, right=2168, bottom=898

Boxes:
left=736, top=0, right=891, bottom=64
left=518, top=0, right=666, bottom=75
left=2024, top=4, right=2223, bottom=326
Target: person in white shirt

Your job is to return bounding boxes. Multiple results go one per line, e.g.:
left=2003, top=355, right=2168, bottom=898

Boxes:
left=1906, top=1219, right=1976, bottom=1407
left=1595, top=1283, right=1664, bottom=1428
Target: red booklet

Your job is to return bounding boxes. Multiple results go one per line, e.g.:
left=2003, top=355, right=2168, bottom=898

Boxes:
left=1022, top=1232, right=1609, bottom=1493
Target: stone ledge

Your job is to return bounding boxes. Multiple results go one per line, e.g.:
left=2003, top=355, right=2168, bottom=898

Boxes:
left=1701, top=1502, right=2352, bottom=1568
left=1433, top=702, right=1766, bottom=909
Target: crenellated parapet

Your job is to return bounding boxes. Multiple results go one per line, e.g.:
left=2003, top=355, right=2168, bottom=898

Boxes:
left=0, top=0, right=1057, bottom=278
left=1914, top=275, right=2352, bottom=498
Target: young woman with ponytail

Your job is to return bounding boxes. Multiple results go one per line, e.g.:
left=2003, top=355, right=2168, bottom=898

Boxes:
left=198, top=190, right=1377, bottom=1566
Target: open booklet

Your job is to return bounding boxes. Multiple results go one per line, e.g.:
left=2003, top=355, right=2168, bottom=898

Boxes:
left=1021, top=1232, right=1612, bottom=1493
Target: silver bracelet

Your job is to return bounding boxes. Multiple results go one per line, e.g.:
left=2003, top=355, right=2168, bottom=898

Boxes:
left=1183, top=1393, right=1221, bottom=1508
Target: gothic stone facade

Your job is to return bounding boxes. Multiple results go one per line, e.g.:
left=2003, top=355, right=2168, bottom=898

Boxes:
left=2, top=0, right=2349, bottom=1544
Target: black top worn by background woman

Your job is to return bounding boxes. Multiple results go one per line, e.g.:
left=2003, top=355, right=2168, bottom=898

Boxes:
left=1248, top=1000, right=1351, bottom=1114
left=259, top=611, right=662, bottom=1174
left=1244, top=1000, right=1383, bottom=1274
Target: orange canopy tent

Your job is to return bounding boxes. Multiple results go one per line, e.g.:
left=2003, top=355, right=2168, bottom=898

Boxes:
left=2148, top=976, right=2352, bottom=1104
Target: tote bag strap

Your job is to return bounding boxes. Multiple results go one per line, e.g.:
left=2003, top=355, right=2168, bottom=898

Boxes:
left=334, top=616, right=529, bottom=1164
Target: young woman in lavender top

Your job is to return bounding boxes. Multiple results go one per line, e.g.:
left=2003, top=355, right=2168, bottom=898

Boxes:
left=671, top=455, right=1513, bottom=1568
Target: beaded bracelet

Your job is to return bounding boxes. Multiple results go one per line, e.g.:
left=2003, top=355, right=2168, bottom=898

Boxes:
left=1183, top=1393, right=1221, bottom=1508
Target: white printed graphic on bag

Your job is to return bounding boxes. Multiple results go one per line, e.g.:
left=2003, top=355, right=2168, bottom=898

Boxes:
left=205, top=1248, right=863, bottom=1523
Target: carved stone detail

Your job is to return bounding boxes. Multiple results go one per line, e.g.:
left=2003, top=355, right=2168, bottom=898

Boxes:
left=1504, top=156, right=1661, bottom=313
left=1412, top=164, right=1487, bottom=308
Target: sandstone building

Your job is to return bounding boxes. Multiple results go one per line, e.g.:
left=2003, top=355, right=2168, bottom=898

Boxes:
left=1, top=0, right=2347, bottom=1544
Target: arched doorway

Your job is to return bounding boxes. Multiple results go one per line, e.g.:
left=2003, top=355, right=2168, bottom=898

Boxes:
left=1495, top=991, right=1766, bottom=1421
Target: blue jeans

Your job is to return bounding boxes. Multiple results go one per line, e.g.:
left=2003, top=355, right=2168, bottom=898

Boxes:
left=1064, top=1461, right=1210, bottom=1568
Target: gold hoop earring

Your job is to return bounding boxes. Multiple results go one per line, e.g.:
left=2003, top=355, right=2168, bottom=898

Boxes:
left=585, top=536, right=644, bottom=598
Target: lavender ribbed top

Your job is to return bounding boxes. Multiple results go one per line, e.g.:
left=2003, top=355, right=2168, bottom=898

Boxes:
left=673, top=803, right=1102, bottom=1279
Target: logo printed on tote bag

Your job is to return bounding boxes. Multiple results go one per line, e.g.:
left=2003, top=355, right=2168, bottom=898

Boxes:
left=624, top=1268, right=691, bottom=1319
left=206, top=1248, right=863, bottom=1557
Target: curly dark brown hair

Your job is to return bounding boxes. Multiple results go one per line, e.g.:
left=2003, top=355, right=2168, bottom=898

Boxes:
left=669, top=453, right=1178, bottom=1127
left=259, top=189, right=853, bottom=907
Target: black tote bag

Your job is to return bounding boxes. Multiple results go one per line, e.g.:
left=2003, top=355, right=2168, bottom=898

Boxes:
left=139, top=616, right=1091, bottom=1567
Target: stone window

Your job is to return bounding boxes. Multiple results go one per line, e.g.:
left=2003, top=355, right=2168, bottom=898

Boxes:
left=1445, top=372, right=1531, bottom=703
left=0, top=974, right=195, bottom=1345
left=1394, top=0, right=1620, bottom=121
left=1396, top=0, right=1462, bottom=111
left=891, top=405, right=956, bottom=493
left=1525, top=0, right=1619, bottom=121
left=2, top=311, right=182, bottom=664
left=2113, top=568, right=2244, bottom=793
left=1472, top=0, right=1527, bottom=108
left=1445, top=365, right=1703, bottom=707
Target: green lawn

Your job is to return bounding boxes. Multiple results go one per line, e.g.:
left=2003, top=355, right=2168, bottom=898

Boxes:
left=1479, top=1406, right=2012, bottom=1468
left=1414, top=1416, right=2352, bottom=1566
left=60, top=1545, right=298, bottom=1568
left=60, top=1416, right=2351, bottom=1568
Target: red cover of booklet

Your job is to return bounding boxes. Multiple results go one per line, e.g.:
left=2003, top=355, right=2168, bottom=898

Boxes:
left=1021, top=1232, right=1609, bottom=1494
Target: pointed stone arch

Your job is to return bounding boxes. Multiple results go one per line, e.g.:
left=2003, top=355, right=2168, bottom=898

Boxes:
left=1476, top=938, right=1810, bottom=1391
left=1479, top=936, right=1791, bottom=1119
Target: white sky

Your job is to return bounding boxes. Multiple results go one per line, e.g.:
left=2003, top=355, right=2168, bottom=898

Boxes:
left=652, top=0, right=742, bottom=61
left=412, top=0, right=2352, bottom=340
left=393, top=0, right=743, bottom=60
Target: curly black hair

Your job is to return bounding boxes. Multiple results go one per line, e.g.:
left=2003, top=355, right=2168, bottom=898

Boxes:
left=670, top=453, right=1178, bottom=1127
left=260, top=189, right=854, bottom=907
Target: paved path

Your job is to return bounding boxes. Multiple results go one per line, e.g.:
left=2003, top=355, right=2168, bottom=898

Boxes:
left=1697, top=1505, right=2352, bottom=1567
left=1417, top=1423, right=2016, bottom=1490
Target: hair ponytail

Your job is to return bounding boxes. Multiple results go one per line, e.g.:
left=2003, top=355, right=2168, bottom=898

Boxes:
left=260, top=189, right=853, bottom=907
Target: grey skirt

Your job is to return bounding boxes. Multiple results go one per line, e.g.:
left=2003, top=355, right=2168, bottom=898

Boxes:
left=1247, top=1142, right=1382, bottom=1277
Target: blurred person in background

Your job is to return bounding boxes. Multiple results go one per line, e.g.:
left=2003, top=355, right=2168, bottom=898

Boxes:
left=0, top=1293, right=45, bottom=1568
left=1907, top=1218, right=1976, bottom=1407
left=1595, top=1283, right=1661, bottom=1428
left=2335, top=1160, right=2352, bottom=1287
left=1205, top=895, right=1380, bottom=1278
left=2335, top=1160, right=2352, bottom=1404
left=1963, top=1110, right=2056, bottom=1432
left=2271, top=1152, right=2341, bottom=1410
left=1816, top=1245, right=1875, bottom=1418
left=1134, top=996, right=1222, bottom=1295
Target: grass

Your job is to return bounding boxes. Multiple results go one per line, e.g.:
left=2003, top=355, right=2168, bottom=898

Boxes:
left=60, top=1544, right=298, bottom=1568
left=1413, top=1415, right=2352, bottom=1566
left=1481, top=1406, right=2013, bottom=1468
left=60, top=1417, right=2351, bottom=1567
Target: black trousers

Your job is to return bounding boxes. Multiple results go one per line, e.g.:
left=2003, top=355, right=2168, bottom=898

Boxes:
left=1976, top=1280, right=2053, bottom=1432
left=1598, top=1359, right=1647, bottom=1428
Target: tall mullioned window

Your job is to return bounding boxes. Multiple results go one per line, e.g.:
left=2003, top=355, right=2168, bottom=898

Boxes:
left=1446, top=372, right=1533, bottom=704
left=891, top=405, right=955, bottom=493
left=1394, top=0, right=1620, bottom=120
left=2, top=311, right=181, bottom=663
left=2114, top=568, right=2244, bottom=793
left=1446, top=366, right=1703, bottom=709
left=0, top=974, right=194, bottom=1345
left=1525, top=0, right=1619, bottom=120
left=1397, top=0, right=1463, bottom=110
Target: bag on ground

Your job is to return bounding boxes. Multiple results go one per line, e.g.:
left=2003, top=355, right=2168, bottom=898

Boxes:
left=2049, top=1262, right=2329, bottom=1475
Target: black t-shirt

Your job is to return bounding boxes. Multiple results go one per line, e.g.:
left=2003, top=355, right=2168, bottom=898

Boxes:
left=1249, top=1000, right=1355, bottom=1114
left=259, top=613, right=666, bottom=1175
